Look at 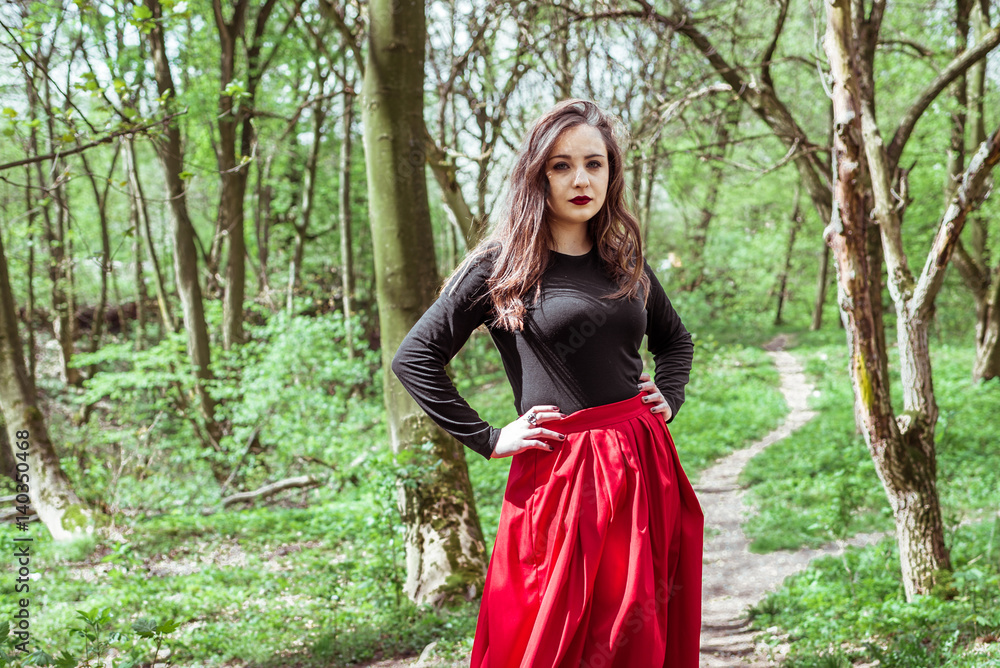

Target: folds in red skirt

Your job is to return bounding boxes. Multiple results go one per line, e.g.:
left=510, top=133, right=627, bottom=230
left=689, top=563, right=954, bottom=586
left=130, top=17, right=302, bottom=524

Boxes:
left=470, top=392, right=704, bottom=668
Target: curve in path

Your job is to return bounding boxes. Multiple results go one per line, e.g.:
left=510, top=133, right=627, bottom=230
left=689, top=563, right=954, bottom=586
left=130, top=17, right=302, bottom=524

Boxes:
left=696, top=345, right=884, bottom=667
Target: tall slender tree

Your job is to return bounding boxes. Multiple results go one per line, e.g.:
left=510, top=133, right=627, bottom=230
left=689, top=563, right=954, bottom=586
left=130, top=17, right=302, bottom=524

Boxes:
left=144, top=0, right=224, bottom=470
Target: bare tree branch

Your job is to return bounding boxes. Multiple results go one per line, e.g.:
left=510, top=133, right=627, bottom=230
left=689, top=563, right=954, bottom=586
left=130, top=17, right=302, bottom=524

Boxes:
left=0, top=112, right=186, bottom=172
left=888, top=26, right=1000, bottom=168
left=912, top=124, right=1000, bottom=318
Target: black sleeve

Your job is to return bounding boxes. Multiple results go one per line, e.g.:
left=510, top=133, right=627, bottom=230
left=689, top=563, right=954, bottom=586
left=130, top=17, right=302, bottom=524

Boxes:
left=390, top=251, right=501, bottom=461
left=643, top=259, right=694, bottom=422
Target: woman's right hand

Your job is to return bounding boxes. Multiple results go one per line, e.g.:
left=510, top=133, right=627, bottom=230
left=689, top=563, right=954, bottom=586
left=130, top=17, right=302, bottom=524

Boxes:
left=491, top=405, right=568, bottom=458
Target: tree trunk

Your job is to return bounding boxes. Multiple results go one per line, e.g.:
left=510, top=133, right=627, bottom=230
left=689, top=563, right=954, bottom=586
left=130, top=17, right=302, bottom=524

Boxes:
left=362, top=0, right=487, bottom=605
left=145, top=0, right=225, bottom=473
left=22, top=165, right=37, bottom=382
left=131, top=191, right=146, bottom=351
left=971, top=268, right=1000, bottom=380
left=27, top=60, right=79, bottom=387
left=820, top=0, right=1000, bottom=599
left=214, top=0, right=251, bottom=350
left=811, top=244, right=830, bottom=330
left=0, top=227, right=97, bottom=540
left=774, top=189, right=802, bottom=326
left=125, top=138, right=177, bottom=334
left=78, top=147, right=119, bottom=361
left=963, top=0, right=1000, bottom=381
left=340, top=86, right=356, bottom=359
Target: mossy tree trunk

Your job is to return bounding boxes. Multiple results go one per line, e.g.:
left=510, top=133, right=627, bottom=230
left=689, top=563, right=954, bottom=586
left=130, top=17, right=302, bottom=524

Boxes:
left=361, top=0, right=488, bottom=605
left=824, top=0, right=1000, bottom=599
left=0, top=226, right=97, bottom=540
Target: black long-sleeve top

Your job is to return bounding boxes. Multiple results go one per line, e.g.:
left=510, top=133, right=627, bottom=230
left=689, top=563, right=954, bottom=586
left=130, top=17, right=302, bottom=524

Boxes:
left=390, top=244, right=694, bottom=461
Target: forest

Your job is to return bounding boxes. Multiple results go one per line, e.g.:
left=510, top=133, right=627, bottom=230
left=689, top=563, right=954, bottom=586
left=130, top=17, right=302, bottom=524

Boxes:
left=0, top=0, right=999, bottom=665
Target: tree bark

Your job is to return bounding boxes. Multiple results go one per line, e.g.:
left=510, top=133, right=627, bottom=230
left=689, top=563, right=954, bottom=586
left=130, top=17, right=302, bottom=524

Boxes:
left=25, top=50, right=79, bottom=387
left=125, top=138, right=177, bottom=334
left=774, top=188, right=802, bottom=325
left=811, top=245, right=831, bottom=331
left=340, top=86, right=356, bottom=358
left=22, top=166, right=37, bottom=383
left=0, top=225, right=97, bottom=540
left=821, top=0, right=1000, bottom=599
left=145, top=0, right=224, bottom=472
left=961, top=0, right=1000, bottom=381
left=78, top=146, right=119, bottom=361
left=213, top=0, right=250, bottom=349
left=362, top=0, right=488, bottom=605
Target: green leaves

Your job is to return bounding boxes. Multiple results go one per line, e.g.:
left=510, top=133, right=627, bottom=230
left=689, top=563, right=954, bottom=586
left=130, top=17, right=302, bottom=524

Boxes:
left=132, top=616, right=179, bottom=638
left=129, top=4, right=155, bottom=34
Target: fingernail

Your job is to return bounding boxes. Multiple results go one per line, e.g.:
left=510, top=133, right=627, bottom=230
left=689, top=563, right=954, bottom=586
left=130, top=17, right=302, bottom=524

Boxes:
left=559, top=434, right=566, bottom=440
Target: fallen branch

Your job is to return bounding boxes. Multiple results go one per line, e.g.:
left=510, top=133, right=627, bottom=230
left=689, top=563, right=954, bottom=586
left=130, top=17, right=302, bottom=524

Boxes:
left=220, top=475, right=321, bottom=509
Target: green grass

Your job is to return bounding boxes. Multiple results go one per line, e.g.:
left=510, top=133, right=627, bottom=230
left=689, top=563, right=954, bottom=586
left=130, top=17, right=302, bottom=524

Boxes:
left=743, top=336, right=1000, bottom=666
left=0, top=490, right=481, bottom=667
left=750, top=521, right=1000, bottom=667
left=741, top=339, right=1000, bottom=553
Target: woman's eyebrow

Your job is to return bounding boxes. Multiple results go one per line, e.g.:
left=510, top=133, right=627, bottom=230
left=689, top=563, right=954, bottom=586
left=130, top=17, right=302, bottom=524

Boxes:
left=548, top=153, right=606, bottom=160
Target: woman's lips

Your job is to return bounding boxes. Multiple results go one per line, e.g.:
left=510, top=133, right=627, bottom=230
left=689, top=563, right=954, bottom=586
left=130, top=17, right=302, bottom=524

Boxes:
left=570, top=197, right=592, bottom=205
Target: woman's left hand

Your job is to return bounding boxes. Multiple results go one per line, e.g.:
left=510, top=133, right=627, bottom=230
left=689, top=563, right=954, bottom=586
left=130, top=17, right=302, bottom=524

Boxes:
left=638, top=372, right=672, bottom=423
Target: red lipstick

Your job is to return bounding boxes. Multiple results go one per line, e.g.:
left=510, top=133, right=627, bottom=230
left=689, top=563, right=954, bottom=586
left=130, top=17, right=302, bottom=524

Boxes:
left=570, top=196, right=592, bottom=205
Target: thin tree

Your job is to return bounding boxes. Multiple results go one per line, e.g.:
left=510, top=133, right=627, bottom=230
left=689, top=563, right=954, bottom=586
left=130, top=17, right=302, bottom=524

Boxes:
left=144, top=0, right=225, bottom=471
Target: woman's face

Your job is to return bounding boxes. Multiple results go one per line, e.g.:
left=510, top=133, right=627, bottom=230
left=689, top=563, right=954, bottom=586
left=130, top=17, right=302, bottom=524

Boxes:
left=543, top=124, right=609, bottom=235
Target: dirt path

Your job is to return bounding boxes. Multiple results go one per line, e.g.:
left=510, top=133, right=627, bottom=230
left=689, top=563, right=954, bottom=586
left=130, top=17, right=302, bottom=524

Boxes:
left=696, top=341, right=884, bottom=666
left=360, top=340, right=884, bottom=667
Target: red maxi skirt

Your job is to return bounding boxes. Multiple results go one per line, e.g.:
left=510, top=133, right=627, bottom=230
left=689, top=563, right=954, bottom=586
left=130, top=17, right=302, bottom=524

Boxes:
left=470, top=391, right=704, bottom=668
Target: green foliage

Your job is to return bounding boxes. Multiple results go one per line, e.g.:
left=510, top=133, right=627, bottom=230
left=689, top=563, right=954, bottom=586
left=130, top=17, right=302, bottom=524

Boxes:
left=741, top=340, right=1000, bottom=553
left=0, top=606, right=179, bottom=668
left=750, top=521, right=1000, bottom=666
left=60, top=304, right=381, bottom=513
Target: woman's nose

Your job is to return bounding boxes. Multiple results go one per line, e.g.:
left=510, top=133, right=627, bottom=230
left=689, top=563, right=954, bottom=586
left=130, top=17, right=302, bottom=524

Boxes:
left=573, top=169, right=589, bottom=187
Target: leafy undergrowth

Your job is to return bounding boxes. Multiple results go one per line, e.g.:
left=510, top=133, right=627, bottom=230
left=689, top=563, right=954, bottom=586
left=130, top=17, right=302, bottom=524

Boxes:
left=743, top=337, right=1000, bottom=665
left=0, top=485, right=480, bottom=667
left=750, top=522, right=1000, bottom=666
left=0, top=337, right=785, bottom=667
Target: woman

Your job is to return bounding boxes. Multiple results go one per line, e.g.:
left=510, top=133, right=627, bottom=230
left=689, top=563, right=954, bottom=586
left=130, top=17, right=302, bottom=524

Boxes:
left=391, top=98, right=703, bottom=667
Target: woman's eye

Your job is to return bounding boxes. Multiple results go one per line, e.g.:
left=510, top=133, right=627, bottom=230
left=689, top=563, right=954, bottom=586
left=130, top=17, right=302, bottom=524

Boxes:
left=588, top=161, right=603, bottom=168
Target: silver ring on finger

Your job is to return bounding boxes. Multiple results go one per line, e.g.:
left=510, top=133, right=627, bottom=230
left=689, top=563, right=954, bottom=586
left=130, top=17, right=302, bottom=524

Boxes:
left=525, top=411, right=538, bottom=427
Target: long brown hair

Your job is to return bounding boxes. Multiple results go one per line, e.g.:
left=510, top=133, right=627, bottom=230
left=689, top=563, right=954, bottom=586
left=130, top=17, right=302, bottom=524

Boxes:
left=441, top=98, right=650, bottom=332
